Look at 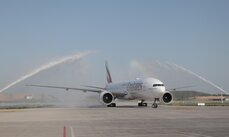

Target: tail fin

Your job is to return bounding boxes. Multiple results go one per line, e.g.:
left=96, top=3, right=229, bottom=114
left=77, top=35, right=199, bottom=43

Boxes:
left=105, top=61, right=112, bottom=83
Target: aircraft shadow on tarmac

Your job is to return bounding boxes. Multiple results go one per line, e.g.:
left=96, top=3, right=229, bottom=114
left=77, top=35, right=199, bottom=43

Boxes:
left=87, top=105, right=146, bottom=108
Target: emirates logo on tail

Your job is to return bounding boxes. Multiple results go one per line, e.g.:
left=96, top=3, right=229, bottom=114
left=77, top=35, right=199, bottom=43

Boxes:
left=105, top=61, right=112, bottom=83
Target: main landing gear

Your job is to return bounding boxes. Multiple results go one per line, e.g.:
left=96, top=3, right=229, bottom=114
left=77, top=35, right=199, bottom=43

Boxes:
left=138, top=100, right=148, bottom=107
left=107, top=103, right=116, bottom=107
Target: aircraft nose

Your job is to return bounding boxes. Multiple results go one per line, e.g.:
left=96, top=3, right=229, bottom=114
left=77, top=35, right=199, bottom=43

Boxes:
left=157, top=86, right=165, bottom=92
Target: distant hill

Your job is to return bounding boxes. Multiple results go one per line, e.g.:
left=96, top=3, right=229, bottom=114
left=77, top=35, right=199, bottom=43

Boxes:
left=170, top=90, right=210, bottom=100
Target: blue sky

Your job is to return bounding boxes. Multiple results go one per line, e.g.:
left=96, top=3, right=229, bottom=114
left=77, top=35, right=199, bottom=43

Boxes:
left=0, top=0, right=229, bottom=92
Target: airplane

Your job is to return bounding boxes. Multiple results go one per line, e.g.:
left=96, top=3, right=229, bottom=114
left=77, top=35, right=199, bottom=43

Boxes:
left=27, top=61, right=173, bottom=108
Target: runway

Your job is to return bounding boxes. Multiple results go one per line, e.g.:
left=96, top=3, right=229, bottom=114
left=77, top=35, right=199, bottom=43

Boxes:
left=0, top=105, right=228, bottom=137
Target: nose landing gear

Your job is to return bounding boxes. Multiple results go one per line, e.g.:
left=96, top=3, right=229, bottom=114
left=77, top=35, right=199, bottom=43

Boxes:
left=152, top=103, right=158, bottom=108
left=152, top=98, right=159, bottom=108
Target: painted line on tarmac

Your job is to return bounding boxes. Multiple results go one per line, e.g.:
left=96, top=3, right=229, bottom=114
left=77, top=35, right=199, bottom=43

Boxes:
left=70, top=126, right=76, bottom=137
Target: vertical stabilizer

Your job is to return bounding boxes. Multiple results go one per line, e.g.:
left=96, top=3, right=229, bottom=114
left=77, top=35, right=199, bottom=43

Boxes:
left=105, top=61, right=112, bottom=83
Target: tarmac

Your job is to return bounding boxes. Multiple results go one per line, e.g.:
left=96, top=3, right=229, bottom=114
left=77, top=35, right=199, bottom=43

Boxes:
left=0, top=105, right=228, bottom=137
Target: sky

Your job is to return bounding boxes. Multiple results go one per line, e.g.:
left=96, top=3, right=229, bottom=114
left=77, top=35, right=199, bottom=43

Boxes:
left=0, top=0, right=229, bottom=94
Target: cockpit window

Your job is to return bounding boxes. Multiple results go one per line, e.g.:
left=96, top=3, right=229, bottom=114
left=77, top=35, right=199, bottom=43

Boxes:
left=153, top=84, right=164, bottom=87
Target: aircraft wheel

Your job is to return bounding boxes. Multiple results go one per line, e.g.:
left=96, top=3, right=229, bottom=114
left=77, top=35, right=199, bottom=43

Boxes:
left=143, top=103, right=148, bottom=107
left=112, top=103, right=116, bottom=107
left=107, top=103, right=116, bottom=107
left=152, top=103, right=158, bottom=108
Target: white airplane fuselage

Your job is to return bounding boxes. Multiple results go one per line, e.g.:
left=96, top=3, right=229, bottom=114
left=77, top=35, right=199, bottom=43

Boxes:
left=106, top=78, right=166, bottom=101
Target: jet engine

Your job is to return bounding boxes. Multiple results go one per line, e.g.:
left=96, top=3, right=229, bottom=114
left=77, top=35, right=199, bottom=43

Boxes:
left=99, top=91, right=114, bottom=105
left=161, top=92, right=173, bottom=104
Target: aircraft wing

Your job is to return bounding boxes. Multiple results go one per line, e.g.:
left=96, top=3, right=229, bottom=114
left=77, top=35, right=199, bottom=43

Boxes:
left=81, top=85, right=105, bottom=90
left=26, top=84, right=102, bottom=93
left=166, top=85, right=196, bottom=91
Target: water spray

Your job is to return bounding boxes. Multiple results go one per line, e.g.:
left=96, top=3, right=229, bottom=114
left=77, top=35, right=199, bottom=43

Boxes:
left=0, top=51, right=94, bottom=92
left=130, top=60, right=149, bottom=77
left=170, top=63, right=229, bottom=95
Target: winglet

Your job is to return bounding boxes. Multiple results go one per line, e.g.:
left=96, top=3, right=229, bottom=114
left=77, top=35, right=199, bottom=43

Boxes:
left=105, top=61, right=112, bottom=83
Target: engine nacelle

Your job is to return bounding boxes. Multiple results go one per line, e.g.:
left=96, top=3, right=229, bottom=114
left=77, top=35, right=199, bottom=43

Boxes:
left=161, top=92, right=173, bottom=104
left=99, top=91, right=114, bottom=105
